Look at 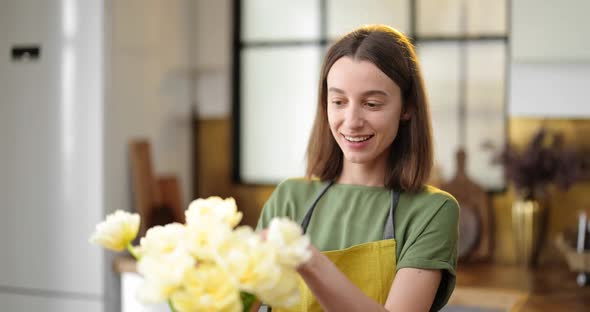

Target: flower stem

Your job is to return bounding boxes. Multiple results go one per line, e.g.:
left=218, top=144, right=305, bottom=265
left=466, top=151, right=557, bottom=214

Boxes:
left=241, top=292, right=256, bottom=311
left=168, top=299, right=177, bottom=312
left=126, top=243, right=139, bottom=259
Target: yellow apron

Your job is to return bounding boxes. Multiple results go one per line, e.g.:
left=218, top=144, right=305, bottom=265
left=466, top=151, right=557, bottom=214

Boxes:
left=273, top=181, right=400, bottom=312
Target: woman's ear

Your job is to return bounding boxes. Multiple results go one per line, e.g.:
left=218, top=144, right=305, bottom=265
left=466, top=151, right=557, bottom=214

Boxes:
left=401, top=109, right=412, bottom=121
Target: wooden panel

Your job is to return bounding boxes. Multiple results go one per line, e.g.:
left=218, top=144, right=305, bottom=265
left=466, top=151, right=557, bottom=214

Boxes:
left=194, top=118, right=275, bottom=227
left=194, top=119, right=232, bottom=198
left=510, top=118, right=590, bottom=180
left=157, top=176, right=185, bottom=223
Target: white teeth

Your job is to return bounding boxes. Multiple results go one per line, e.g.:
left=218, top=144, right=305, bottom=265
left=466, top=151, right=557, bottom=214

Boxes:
left=344, top=135, right=371, bottom=142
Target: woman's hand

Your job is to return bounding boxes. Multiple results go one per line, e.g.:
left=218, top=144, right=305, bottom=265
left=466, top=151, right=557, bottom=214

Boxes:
left=295, top=244, right=320, bottom=273
left=260, top=227, right=316, bottom=271
left=259, top=228, right=268, bottom=240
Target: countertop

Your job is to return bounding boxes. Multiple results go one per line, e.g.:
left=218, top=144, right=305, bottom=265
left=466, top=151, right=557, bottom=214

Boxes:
left=114, top=257, right=590, bottom=311
left=452, top=263, right=590, bottom=311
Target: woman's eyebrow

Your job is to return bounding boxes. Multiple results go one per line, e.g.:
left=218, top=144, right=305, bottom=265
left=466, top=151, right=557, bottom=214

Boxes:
left=328, top=87, right=389, bottom=97
left=328, top=87, right=346, bottom=94
left=362, top=90, right=389, bottom=97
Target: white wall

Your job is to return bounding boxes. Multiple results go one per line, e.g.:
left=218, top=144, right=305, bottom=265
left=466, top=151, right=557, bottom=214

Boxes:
left=112, top=1, right=229, bottom=309
left=105, top=0, right=194, bottom=310
left=190, top=0, right=233, bottom=118
left=106, top=0, right=193, bottom=217
left=0, top=0, right=104, bottom=311
left=511, top=0, right=590, bottom=63
left=509, top=0, right=590, bottom=117
left=510, top=63, right=590, bottom=117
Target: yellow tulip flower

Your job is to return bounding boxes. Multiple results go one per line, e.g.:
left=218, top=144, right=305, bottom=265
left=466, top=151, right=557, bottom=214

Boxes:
left=89, top=210, right=140, bottom=251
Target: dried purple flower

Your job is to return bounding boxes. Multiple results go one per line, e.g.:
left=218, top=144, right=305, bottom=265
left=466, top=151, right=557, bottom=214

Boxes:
left=484, top=127, right=581, bottom=199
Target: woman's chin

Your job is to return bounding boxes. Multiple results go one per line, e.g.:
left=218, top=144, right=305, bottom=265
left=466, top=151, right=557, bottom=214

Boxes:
left=341, top=148, right=389, bottom=167
left=342, top=153, right=371, bottom=165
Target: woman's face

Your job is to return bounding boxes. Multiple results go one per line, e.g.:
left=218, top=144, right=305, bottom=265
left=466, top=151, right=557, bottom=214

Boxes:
left=326, top=56, right=406, bottom=167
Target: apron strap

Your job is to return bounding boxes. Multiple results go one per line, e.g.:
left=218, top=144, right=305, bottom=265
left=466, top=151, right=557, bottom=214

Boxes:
left=300, top=180, right=334, bottom=234
left=382, top=190, right=400, bottom=240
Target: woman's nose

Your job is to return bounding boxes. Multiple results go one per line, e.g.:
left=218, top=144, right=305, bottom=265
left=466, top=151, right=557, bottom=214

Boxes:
left=344, top=105, right=364, bottom=129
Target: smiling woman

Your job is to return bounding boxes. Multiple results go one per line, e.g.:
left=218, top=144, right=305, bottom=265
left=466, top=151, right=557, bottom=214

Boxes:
left=325, top=57, right=408, bottom=186
left=255, top=25, right=459, bottom=312
left=306, top=26, right=433, bottom=193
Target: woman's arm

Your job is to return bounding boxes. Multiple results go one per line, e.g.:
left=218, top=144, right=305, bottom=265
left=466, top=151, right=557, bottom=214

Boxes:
left=384, top=267, right=441, bottom=311
left=297, top=245, right=441, bottom=312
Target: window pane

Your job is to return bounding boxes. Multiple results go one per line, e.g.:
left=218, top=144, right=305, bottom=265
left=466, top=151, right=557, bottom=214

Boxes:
left=417, top=0, right=507, bottom=36
left=466, top=0, right=507, bottom=35
left=242, top=0, right=320, bottom=41
left=241, top=46, right=321, bottom=183
left=326, top=0, right=410, bottom=39
left=418, top=42, right=461, bottom=183
left=465, top=41, right=506, bottom=189
left=419, top=41, right=506, bottom=190
left=417, top=0, right=461, bottom=36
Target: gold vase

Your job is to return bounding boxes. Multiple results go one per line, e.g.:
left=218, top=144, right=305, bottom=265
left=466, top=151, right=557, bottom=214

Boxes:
left=512, top=197, right=547, bottom=267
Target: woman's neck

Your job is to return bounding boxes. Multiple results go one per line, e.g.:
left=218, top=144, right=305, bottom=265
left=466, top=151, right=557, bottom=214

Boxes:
left=337, top=158, right=388, bottom=187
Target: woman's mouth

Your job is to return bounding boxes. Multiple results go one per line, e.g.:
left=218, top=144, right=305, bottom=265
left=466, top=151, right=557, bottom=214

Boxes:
left=341, top=134, right=374, bottom=149
left=343, top=134, right=373, bottom=143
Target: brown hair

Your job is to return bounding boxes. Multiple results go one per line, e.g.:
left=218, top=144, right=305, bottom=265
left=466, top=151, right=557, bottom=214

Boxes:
left=305, top=24, right=433, bottom=192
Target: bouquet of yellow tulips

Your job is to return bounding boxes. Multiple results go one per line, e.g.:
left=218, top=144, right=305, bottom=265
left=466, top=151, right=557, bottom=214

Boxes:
left=89, top=197, right=310, bottom=312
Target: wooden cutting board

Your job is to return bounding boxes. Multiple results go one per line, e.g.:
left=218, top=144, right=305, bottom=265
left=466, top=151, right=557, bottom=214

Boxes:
left=129, top=140, right=184, bottom=237
left=441, top=148, right=493, bottom=262
left=129, top=140, right=160, bottom=238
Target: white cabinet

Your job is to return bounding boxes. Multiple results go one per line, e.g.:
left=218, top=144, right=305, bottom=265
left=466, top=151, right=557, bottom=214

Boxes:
left=0, top=294, right=102, bottom=312
left=0, top=0, right=104, bottom=301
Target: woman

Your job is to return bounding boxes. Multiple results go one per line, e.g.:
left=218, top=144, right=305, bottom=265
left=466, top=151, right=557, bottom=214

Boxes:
left=256, top=24, right=459, bottom=312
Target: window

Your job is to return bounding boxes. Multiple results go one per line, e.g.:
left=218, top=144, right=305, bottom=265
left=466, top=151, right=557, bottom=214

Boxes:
left=233, top=0, right=508, bottom=190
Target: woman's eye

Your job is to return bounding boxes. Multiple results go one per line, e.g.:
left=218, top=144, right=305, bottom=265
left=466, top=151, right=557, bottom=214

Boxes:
left=366, top=102, right=379, bottom=108
left=332, top=100, right=343, bottom=106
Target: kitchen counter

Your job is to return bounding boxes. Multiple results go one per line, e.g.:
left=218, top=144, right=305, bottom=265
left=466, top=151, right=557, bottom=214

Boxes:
left=451, top=263, right=590, bottom=311
left=114, top=257, right=590, bottom=311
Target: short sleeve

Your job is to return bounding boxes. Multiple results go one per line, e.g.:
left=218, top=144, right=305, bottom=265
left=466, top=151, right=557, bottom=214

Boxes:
left=396, top=198, right=459, bottom=311
left=255, top=191, right=277, bottom=231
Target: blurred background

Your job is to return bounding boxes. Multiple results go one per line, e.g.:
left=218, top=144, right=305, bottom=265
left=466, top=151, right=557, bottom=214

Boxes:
left=1, top=0, right=589, bottom=311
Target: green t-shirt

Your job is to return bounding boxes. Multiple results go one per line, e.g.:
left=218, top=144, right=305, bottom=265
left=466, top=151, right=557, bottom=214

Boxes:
left=256, top=178, right=459, bottom=312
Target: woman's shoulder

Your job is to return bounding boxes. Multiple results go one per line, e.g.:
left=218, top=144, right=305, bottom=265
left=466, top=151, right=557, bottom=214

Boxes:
left=399, top=184, right=459, bottom=218
left=406, top=184, right=458, bottom=204
left=422, top=185, right=458, bottom=204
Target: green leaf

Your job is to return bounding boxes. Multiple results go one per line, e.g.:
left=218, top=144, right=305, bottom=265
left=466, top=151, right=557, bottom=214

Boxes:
left=167, top=299, right=177, bottom=312
left=241, top=291, right=257, bottom=311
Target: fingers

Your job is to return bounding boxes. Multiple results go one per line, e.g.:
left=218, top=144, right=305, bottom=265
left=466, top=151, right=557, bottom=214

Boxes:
left=259, top=229, right=268, bottom=240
